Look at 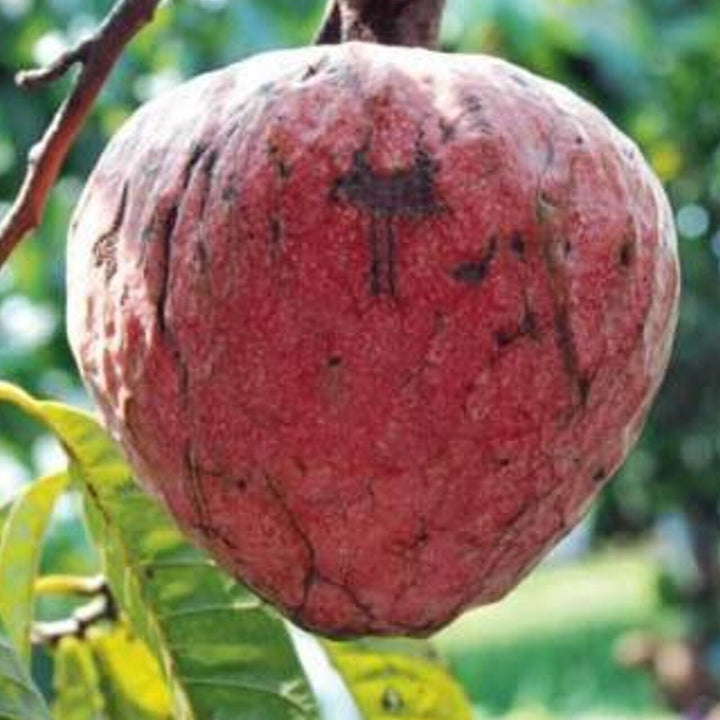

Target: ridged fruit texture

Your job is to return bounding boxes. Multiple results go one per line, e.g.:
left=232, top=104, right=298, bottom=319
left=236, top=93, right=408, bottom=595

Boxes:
left=67, top=43, right=679, bottom=637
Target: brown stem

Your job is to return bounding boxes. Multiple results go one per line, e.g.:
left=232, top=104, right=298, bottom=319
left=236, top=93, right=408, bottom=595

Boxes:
left=0, top=0, right=162, bottom=270
left=317, top=0, right=446, bottom=48
left=316, top=0, right=342, bottom=44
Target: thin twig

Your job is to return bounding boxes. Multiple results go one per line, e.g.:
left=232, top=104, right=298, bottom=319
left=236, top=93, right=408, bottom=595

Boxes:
left=32, top=582, right=116, bottom=646
left=0, top=0, right=162, bottom=270
left=16, top=41, right=93, bottom=90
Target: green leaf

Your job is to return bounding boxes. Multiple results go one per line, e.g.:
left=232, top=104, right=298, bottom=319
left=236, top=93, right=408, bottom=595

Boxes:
left=0, top=381, right=319, bottom=720
left=324, top=641, right=475, bottom=720
left=0, top=613, right=52, bottom=720
left=87, top=623, right=172, bottom=720
left=0, top=498, right=13, bottom=545
left=0, top=471, right=70, bottom=666
left=52, top=636, right=105, bottom=720
left=83, top=472, right=318, bottom=720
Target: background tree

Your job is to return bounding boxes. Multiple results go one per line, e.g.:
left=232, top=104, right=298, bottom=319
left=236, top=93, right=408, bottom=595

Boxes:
left=1, top=0, right=719, bottom=717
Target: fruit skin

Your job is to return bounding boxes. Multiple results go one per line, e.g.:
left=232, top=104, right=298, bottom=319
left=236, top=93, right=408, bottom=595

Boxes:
left=67, top=42, right=679, bottom=637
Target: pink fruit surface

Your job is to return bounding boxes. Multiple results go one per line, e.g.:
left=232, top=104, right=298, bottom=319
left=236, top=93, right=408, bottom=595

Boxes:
left=67, top=42, right=679, bottom=637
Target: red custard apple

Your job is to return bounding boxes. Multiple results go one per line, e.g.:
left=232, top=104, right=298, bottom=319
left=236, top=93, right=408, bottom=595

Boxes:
left=67, top=42, right=680, bottom=636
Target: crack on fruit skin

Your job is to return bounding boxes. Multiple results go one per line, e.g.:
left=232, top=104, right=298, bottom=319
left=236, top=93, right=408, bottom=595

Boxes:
left=269, top=215, right=284, bottom=256
left=471, top=467, right=568, bottom=602
left=182, top=142, right=210, bottom=189
left=385, top=516, right=432, bottom=620
left=151, top=180, right=213, bottom=532
left=155, top=203, right=179, bottom=337
left=180, top=142, right=218, bottom=219
left=398, top=309, right=447, bottom=392
left=451, top=236, right=498, bottom=286
left=510, top=231, right=526, bottom=260
left=266, top=140, right=291, bottom=258
left=184, top=443, right=214, bottom=538
left=536, top=129, right=591, bottom=409
left=549, top=293, right=591, bottom=407
left=260, top=470, right=428, bottom=635
left=198, top=149, right=219, bottom=218
left=311, top=573, right=378, bottom=624
left=261, top=472, right=316, bottom=611
left=92, top=181, right=129, bottom=282
left=494, top=290, right=540, bottom=348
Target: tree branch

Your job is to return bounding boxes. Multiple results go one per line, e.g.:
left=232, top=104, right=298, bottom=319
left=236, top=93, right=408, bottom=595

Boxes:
left=0, top=0, right=162, bottom=270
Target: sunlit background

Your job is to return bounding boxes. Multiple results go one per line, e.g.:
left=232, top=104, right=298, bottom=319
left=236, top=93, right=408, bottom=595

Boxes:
left=1, top=1, right=720, bottom=717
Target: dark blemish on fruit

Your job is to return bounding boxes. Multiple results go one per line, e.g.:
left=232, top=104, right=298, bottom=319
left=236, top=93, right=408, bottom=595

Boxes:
left=495, top=329, right=513, bottom=347
left=439, top=118, right=456, bottom=143
left=592, top=468, right=606, bottom=483
left=332, top=149, right=439, bottom=217
left=203, top=148, right=218, bottom=177
left=510, top=231, right=525, bottom=259
left=222, top=185, right=237, bottom=202
left=368, top=217, right=398, bottom=297
left=198, top=150, right=218, bottom=217
left=564, top=240, right=572, bottom=257
left=452, top=238, right=498, bottom=286
left=460, top=92, right=493, bottom=133
left=270, top=215, right=283, bottom=254
left=579, top=376, right=591, bottom=405
left=334, top=149, right=438, bottom=297
left=495, top=294, right=539, bottom=348
left=327, top=355, right=343, bottom=368
left=552, top=306, right=588, bottom=406
left=267, top=142, right=291, bottom=179
left=302, top=64, right=319, bottom=81
left=620, top=240, right=634, bottom=267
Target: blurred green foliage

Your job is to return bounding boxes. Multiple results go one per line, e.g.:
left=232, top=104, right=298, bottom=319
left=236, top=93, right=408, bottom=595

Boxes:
left=1, top=0, right=719, bottom=715
left=437, top=550, right=669, bottom=718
